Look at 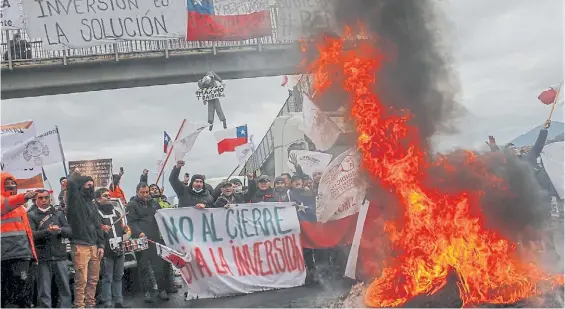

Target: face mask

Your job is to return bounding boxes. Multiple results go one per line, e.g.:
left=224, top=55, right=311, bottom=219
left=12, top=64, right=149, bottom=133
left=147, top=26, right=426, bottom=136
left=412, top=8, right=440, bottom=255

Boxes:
left=234, top=185, right=243, bottom=193
left=82, top=186, right=94, bottom=198
left=4, top=185, right=17, bottom=193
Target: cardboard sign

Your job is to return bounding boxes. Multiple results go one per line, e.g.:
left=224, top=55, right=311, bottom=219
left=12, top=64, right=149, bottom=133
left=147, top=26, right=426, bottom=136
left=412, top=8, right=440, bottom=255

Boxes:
left=196, top=85, right=226, bottom=101
left=68, top=159, right=113, bottom=188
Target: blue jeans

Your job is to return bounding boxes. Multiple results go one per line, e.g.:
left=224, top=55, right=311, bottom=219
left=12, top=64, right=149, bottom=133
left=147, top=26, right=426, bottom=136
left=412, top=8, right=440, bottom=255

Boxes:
left=37, top=260, right=72, bottom=308
left=100, top=255, right=125, bottom=306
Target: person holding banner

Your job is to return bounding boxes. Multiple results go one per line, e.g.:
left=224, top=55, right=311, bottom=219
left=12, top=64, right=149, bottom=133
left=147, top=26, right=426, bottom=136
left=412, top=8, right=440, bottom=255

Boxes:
left=169, top=160, right=214, bottom=208
left=213, top=174, right=256, bottom=208
left=250, top=175, right=291, bottom=203
left=126, top=183, right=172, bottom=303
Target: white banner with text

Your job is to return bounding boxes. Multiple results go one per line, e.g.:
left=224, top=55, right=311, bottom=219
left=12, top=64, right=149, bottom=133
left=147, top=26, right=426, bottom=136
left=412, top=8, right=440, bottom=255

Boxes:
left=155, top=203, right=306, bottom=299
left=22, top=0, right=187, bottom=50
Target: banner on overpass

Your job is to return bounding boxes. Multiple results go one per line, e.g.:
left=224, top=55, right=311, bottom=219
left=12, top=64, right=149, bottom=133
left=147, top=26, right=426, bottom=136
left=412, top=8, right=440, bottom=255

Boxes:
left=22, top=0, right=187, bottom=50
left=275, top=0, right=338, bottom=41
left=1, top=0, right=23, bottom=30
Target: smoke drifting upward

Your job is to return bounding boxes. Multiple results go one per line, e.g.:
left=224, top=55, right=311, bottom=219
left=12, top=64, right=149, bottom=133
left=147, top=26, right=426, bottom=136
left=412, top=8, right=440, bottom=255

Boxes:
left=333, top=0, right=462, bottom=146
left=426, top=150, right=549, bottom=242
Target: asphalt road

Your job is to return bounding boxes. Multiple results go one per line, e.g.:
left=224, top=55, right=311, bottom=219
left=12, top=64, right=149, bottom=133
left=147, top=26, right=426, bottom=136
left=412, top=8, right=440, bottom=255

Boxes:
left=122, top=274, right=354, bottom=308
left=121, top=217, right=563, bottom=308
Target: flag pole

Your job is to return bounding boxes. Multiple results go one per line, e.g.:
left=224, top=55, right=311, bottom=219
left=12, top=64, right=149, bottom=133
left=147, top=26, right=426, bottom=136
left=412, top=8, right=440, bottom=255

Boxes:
left=226, top=165, right=240, bottom=181
left=547, top=82, right=562, bottom=121
left=55, top=126, right=68, bottom=177
left=156, top=119, right=187, bottom=185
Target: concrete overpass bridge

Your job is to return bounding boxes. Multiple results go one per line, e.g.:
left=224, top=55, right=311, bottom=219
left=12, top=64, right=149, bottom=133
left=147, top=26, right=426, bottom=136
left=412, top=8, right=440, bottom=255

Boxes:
left=0, top=29, right=304, bottom=100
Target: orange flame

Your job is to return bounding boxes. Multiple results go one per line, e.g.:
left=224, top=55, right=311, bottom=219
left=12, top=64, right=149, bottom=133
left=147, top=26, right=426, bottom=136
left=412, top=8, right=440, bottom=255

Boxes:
left=306, top=31, right=564, bottom=307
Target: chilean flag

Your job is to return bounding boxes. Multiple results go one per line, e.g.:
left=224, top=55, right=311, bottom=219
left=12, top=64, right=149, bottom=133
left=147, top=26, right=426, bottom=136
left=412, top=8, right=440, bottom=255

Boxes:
left=186, top=0, right=272, bottom=41
left=294, top=195, right=359, bottom=249
left=164, top=131, right=172, bottom=154
left=214, top=125, right=248, bottom=154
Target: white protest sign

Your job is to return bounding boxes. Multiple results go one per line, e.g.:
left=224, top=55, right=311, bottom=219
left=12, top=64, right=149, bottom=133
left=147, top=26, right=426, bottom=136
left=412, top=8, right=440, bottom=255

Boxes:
left=156, top=203, right=306, bottom=299
left=316, top=148, right=366, bottom=223
left=301, top=93, right=341, bottom=151
left=21, top=0, right=186, bottom=50
left=287, top=150, right=332, bottom=176
left=275, top=0, right=338, bottom=41
left=196, top=85, right=226, bottom=102
left=1, top=0, right=23, bottom=30
left=540, top=141, right=564, bottom=200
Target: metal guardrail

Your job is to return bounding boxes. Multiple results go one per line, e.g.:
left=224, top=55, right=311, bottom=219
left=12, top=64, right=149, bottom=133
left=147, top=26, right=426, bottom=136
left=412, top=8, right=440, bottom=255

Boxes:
left=0, top=6, right=296, bottom=70
left=241, top=75, right=312, bottom=175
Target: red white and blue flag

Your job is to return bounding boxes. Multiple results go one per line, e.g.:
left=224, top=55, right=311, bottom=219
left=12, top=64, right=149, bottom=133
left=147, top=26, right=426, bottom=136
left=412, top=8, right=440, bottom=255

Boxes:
left=295, top=198, right=360, bottom=249
left=214, top=125, right=248, bottom=154
left=164, top=131, right=172, bottom=154
left=186, top=0, right=272, bottom=41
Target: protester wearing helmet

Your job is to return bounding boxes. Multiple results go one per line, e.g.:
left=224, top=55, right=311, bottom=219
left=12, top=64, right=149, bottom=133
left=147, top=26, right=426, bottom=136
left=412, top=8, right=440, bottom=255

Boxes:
left=1, top=172, right=38, bottom=308
left=169, top=160, right=214, bottom=208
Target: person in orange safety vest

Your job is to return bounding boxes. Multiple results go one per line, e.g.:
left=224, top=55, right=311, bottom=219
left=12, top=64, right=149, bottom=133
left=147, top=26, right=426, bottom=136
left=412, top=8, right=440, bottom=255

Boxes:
left=1, top=171, right=39, bottom=308
left=109, top=173, right=127, bottom=205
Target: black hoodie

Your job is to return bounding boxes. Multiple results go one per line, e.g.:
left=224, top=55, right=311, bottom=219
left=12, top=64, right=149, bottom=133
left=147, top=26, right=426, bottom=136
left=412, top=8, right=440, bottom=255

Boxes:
left=97, top=202, right=126, bottom=257
left=66, top=175, right=104, bottom=248
left=169, top=166, right=214, bottom=207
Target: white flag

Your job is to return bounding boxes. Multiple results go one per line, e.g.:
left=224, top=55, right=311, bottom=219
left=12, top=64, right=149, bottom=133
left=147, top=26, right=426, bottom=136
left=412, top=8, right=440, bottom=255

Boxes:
left=173, top=123, right=208, bottom=161
left=1, top=128, right=64, bottom=171
left=315, top=148, right=367, bottom=223
left=550, top=82, right=564, bottom=106
left=301, top=93, right=341, bottom=151
left=235, top=143, right=254, bottom=165
left=287, top=150, right=332, bottom=176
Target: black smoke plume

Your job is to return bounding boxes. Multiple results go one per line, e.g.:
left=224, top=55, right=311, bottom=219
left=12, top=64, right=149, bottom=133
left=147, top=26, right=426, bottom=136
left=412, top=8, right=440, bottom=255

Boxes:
left=332, top=0, right=462, bottom=147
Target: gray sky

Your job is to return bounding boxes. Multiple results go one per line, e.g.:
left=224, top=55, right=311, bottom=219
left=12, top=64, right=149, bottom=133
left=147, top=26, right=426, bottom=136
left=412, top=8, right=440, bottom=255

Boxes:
left=2, top=0, right=563, bottom=198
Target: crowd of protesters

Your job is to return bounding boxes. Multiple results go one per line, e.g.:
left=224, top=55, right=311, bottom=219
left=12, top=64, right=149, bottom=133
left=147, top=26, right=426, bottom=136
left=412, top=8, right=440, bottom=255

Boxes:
left=1, top=119, right=562, bottom=307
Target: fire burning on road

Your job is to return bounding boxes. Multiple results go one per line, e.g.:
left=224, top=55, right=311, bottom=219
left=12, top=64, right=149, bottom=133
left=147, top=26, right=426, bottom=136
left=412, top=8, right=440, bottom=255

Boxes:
left=304, top=29, right=564, bottom=307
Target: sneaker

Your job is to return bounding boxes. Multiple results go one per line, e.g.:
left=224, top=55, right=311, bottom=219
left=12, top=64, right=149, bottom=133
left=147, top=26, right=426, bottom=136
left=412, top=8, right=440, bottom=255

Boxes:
left=209, top=124, right=213, bottom=131
left=114, top=302, right=130, bottom=308
left=222, top=120, right=227, bottom=129
left=144, top=290, right=158, bottom=303
left=167, top=286, right=179, bottom=294
left=158, top=290, right=170, bottom=301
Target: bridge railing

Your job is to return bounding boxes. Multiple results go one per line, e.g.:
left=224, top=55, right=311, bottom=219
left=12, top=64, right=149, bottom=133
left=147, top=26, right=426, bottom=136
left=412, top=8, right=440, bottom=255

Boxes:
left=240, top=74, right=313, bottom=175
left=0, top=6, right=295, bottom=69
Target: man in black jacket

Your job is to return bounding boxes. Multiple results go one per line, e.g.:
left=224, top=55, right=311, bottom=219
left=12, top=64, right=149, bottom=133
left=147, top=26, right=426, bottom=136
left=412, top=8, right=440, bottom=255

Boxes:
left=250, top=176, right=290, bottom=203
left=214, top=175, right=257, bottom=208
left=96, top=188, right=130, bottom=308
left=66, top=171, right=105, bottom=308
left=169, top=160, right=214, bottom=208
left=28, top=189, right=73, bottom=308
left=126, top=183, right=171, bottom=303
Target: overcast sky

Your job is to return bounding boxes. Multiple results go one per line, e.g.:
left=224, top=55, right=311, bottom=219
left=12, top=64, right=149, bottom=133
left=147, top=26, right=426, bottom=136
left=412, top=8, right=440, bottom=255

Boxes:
left=2, top=0, right=563, bottom=198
